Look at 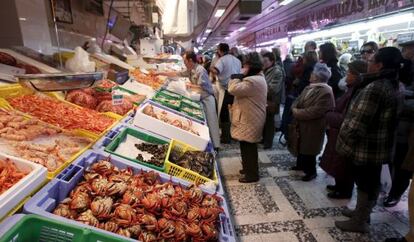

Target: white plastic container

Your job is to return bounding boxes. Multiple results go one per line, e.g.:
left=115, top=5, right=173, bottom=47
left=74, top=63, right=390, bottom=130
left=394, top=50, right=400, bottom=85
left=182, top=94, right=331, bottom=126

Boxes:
left=133, top=101, right=210, bottom=150
left=121, top=78, right=155, bottom=98
left=0, top=153, right=47, bottom=220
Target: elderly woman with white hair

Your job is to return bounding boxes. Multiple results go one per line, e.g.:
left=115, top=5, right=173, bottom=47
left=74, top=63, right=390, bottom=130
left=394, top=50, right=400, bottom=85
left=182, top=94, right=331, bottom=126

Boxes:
left=291, top=63, right=335, bottom=181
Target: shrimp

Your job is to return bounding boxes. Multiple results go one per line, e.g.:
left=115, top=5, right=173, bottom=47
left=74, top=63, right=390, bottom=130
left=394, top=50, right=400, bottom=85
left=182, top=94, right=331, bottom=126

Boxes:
left=0, top=133, right=26, bottom=141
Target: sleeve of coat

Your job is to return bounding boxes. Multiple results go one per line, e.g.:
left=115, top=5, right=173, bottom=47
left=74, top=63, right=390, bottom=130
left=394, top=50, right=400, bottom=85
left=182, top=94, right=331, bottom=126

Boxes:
left=294, top=91, right=334, bottom=121
left=267, top=66, right=284, bottom=102
left=228, top=78, right=253, bottom=97
left=326, top=111, right=345, bottom=129
left=336, top=84, right=382, bottom=154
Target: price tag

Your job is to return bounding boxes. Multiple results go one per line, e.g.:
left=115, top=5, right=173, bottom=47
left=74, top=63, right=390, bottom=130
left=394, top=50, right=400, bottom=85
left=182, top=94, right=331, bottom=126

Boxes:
left=112, top=90, right=124, bottom=106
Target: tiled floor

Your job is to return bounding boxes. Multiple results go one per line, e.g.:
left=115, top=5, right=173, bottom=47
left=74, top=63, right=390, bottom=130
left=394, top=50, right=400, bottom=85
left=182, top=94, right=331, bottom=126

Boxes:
left=217, top=139, right=410, bottom=242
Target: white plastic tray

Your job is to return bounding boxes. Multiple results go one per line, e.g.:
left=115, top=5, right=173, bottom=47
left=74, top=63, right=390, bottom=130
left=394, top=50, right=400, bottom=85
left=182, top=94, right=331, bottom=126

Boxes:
left=0, top=152, right=47, bottom=220
left=121, top=78, right=155, bottom=98
left=133, top=102, right=210, bottom=150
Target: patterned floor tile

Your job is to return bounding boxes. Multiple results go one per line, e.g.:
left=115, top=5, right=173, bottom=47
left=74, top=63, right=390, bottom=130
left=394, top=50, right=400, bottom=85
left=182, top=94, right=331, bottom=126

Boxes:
left=328, top=223, right=403, bottom=242
left=218, top=143, right=409, bottom=242
left=226, top=183, right=279, bottom=216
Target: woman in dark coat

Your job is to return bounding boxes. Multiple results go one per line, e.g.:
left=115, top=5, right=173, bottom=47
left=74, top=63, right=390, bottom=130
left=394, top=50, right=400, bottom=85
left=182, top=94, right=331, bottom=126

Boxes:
left=291, top=63, right=335, bottom=181
left=320, top=60, right=368, bottom=199
left=319, top=42, right=344, bottom=98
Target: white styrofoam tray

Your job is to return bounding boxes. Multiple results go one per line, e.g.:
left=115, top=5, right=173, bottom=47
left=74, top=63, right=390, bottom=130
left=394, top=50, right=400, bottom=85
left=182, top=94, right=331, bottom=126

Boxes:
left=121, top=78, right=155, bottom=98
left=0, top=152, right=47, bottom=220
left=133, top=102, right=210, bottom=150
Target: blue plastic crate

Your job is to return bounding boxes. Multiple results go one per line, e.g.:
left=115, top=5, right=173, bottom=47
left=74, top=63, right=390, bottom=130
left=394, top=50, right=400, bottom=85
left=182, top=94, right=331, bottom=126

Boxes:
left=24, top=150, right=236, bottom=242
left=120, top=110, right=135, bottom=125
left=92, top=125, right=224, bottom=195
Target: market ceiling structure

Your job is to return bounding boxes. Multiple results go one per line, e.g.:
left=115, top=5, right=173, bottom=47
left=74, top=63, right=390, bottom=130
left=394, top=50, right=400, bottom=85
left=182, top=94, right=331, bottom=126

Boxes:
left=200, top=0, right=333, bottom=49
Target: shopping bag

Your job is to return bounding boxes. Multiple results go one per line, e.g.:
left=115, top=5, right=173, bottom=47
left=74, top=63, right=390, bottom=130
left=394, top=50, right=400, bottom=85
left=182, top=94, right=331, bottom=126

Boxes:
left=287, top=121, right=300, bottom=157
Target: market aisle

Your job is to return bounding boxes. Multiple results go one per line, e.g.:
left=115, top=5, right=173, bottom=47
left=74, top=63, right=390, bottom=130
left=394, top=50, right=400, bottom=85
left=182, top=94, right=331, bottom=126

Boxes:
left=217, top=137, right=410, bottom=242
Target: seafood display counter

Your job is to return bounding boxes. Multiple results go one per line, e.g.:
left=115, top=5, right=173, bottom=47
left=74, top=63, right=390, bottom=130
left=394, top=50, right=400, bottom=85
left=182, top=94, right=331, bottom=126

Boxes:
left=0, top=75, right=236, bottom=241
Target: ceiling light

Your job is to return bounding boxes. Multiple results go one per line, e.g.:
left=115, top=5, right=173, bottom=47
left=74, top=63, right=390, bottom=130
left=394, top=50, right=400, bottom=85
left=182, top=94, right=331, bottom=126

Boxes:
left=280, top=0, right=295, bottom=6
left=19, top=17, right=27, bottom=21
left=214, top=8, right=225, bottom=18
left=205, top=29, right=212, bottom=33
left=238, top=27, right=246, bottom=32
left=224, top=36, right=229, bottom=40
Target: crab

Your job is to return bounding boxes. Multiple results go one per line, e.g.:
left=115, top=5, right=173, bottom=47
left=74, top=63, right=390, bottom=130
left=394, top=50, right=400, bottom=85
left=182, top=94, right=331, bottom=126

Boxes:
left=138, top=214, right=158, bottom=231
left=113, top=204, right=136, bottom=227
left=90, top=196, right=113, bottom=219
left=158, top=218, right=176, bottom=239
left=76, top=209, right=99, bottom=227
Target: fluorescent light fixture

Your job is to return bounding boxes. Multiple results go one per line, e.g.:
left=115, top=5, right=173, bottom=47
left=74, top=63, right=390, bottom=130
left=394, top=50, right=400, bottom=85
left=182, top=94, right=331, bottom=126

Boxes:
left=291, top=12, right=414, bottom=44
left=205, top=29, right=212, bottom=33
left=238, top=27, right=246, bottom=32
left=214, top=8, right=225, bottom=18
left=280, top=0, right=295, bottom=6
left=19, top=17, right=27, bottom=21
left=256, top=38, right=288, bottom=47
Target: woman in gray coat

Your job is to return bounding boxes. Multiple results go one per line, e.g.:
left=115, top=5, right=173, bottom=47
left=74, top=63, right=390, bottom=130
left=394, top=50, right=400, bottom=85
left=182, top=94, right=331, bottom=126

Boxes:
left=291, top=63, right=335, bottom=181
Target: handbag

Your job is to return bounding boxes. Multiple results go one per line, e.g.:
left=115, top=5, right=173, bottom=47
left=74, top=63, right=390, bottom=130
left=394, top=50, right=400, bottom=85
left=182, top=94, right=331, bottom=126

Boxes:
left=287, top=120, right=300, bottom=157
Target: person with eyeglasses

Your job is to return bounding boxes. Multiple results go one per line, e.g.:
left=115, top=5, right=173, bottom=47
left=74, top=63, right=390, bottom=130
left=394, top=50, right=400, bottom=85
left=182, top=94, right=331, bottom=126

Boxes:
left=360, top=41, right=379, bottom=62
left=335, top=47, right=402, bottom=233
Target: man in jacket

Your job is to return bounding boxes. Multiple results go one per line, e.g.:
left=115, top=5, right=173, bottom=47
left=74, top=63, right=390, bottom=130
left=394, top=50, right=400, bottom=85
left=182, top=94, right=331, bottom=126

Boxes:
left=211, top=43, right=242, bottom=143
left=335, top=47, right=400, bottom=233
left=262, top=52, right=284, bottom=149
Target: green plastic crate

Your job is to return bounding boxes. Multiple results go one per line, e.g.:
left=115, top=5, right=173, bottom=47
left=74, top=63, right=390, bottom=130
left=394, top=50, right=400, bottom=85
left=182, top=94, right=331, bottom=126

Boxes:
left=151, top=92, right=181, bottom=110
left=181, top=96, right=202, bottom=109
left=159, top=89, right=183, bottom=99
left=180, top=101, right=204, bottom=121
left=0, top=214, right=128, bottom=242
left=104, top=127, right=169, bottom=171
left=112, top=86, right=146, bottom=106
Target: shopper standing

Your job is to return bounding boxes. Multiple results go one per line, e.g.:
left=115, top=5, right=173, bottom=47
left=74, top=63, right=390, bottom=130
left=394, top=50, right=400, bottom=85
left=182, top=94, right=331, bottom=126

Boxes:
left=295, top=51, right=319, bottom=95
left=320, top=60, right=368, bottom=199
left=262, top=52, right=284, bottom=149
left=211, top=43, right=242, bottom=144
left=384, top=42, right=414, bottom=241
left=335, top=47, right=401, bottom=233
left=360, top=41, right=379, bottom=62
left=319, top=42, right=344, bottom=98
left=228, top=52, right=267, bottom=183
left=291, top=63, right=335, bottom=181
left=383, top=39, right=414, bottom=208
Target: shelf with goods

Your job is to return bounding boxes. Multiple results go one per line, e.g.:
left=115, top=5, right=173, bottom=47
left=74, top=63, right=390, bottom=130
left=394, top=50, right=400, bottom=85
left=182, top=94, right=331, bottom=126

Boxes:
left=0, top=214, right=128, bottom=242
left=0, top=84, right=120, bottom=138
left=0, top=153, right=47, bottom=222
left=22, top=150, right=236, bottom=242
left=0, top=64, right=234, bottom=241
left=92, top=123, right=221, bottom=194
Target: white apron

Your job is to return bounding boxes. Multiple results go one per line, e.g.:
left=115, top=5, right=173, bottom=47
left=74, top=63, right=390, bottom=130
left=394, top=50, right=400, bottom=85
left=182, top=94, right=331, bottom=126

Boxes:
left=202, top=95, right=220, bottom=148
left=215, top=81, right=226, bottom=121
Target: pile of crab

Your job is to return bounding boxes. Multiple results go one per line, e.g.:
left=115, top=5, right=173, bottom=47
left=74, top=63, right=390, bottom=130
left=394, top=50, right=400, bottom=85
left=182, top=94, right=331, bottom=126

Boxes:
left=53, top=158, right=224, bottom=242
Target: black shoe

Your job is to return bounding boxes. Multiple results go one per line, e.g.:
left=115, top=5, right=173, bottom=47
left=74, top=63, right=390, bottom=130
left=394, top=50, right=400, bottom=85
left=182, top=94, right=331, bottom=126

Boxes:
left=290, top=166, right=303, bottom=171
left=239, top=176, right=259, bottom=183
left=239, top=170, right=245, bottom=175
left=326, top=185, right=336, bottom=191
left=327, top=191, right=352, bottom=199
left=301, top=173, right=317, bottom=181
left=383, top=196, right=401, bottom=208
left=385, top=238, right=408, bottom=242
